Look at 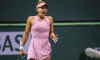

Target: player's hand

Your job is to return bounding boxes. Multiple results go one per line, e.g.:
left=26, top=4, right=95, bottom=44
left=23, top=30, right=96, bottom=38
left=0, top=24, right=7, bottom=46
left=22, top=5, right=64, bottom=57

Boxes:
left=52, top=35, right=58, bottom=44
left=50, top=33, right=58, bottom=43
left=20, top=50, right=25, bottom=57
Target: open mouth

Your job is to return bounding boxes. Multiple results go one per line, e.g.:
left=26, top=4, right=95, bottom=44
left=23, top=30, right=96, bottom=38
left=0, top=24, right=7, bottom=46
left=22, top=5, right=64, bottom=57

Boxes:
left=42, top=11, right=45, bottom=14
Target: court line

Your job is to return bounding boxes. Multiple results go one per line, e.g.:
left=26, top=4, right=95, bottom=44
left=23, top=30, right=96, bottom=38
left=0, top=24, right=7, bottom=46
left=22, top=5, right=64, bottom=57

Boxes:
left=0, top=22, right=100, bottom=26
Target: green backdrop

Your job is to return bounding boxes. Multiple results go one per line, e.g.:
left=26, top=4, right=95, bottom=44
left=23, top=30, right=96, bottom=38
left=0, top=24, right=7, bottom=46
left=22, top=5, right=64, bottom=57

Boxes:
left=0, top=0, right=100, bottom=22
left=0, top=0, right=100, bottom=60
left=0, top=25, right=100, bottom=60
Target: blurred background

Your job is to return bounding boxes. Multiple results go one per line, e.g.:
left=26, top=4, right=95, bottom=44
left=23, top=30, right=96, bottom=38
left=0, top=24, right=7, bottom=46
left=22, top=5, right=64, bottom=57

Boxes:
left=0, top=0, right=100, bottom=60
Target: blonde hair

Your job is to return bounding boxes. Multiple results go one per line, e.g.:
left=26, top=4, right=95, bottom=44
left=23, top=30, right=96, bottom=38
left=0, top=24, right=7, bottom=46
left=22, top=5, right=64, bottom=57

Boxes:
left=37, top=1, right=45, bottom=5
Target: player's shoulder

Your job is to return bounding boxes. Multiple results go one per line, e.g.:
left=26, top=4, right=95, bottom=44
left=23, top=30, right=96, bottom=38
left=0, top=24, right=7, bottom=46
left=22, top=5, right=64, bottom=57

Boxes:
left=47, top=16, right=53, bottom=20
left=47, top=16, right=53, bottom=24
left=27, top=16, right=35, bottom=24
left=47, top=16, right=53, bottom=22
left=28, top=16, right=35, bottom=19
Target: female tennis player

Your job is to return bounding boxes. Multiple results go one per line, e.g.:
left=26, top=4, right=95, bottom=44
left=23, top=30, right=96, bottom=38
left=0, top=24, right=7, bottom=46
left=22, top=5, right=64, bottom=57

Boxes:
left=20, top=0, right=58, bottom=60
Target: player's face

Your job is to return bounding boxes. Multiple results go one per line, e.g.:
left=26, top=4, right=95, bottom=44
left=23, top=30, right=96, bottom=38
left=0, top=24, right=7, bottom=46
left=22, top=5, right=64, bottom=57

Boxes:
left=37, top=6, right=47, bottom=17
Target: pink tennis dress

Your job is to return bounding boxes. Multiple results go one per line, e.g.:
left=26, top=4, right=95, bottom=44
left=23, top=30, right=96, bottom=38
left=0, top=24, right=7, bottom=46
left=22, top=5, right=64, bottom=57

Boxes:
left=27, top=16, right=51, bottom=60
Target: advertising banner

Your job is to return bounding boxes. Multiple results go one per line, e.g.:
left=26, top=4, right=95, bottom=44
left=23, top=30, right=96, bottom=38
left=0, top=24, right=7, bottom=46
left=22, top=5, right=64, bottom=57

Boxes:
left=0, top=32, right=31, bottom=55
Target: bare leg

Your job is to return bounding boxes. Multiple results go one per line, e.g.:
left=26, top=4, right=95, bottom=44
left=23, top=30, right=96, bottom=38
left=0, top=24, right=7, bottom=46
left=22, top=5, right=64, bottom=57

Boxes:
left=44, top=55, right=50, bottom=60
left=29, top=58, right=37, bottom=60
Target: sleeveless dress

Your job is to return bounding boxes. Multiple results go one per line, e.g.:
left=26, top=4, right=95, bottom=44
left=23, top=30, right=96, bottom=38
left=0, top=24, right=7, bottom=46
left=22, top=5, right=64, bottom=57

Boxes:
left=27, top=16, right=52, bottom=60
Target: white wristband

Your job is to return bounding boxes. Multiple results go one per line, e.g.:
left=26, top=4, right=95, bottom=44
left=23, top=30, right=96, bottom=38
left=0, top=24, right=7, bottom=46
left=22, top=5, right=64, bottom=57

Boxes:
left=20, top=46, right=24, bottom=50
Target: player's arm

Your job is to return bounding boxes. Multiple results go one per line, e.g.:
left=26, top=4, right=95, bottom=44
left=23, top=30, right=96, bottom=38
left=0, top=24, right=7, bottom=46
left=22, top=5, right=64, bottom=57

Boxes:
left=21, top=16, right=32, bottom=47
left=48, top=16, right=58, bottom=43
left=49, top=16, right=54, bottom=35
left=19, top=16, right=32, bottom=57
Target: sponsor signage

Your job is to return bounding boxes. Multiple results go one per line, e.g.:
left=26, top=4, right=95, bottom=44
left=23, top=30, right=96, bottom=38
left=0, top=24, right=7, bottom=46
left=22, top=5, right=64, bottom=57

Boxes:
left=0, top=32, right=31, bottom=55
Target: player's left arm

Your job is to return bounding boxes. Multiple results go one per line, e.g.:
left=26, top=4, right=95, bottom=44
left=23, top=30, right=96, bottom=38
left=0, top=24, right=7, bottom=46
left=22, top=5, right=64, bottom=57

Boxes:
left=48, top=16, right=58, bottom=43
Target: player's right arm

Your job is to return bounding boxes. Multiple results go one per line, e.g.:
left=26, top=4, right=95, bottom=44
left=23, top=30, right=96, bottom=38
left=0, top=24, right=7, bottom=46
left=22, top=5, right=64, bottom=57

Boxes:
left=20, top=16, right=33, bottom=57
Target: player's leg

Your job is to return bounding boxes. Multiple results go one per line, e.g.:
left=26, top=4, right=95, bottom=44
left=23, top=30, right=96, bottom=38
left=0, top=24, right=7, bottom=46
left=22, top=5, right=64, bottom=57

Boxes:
left=44, top=55, right=50, bottom=60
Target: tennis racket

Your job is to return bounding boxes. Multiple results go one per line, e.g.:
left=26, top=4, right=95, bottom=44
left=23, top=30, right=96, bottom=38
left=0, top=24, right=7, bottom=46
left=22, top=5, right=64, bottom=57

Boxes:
left=17, top=54, right=27, bottom=60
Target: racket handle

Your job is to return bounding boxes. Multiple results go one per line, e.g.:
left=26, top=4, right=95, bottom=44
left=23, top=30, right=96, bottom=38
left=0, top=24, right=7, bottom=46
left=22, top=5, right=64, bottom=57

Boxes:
left=17, top=54, right=27, bottom=60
